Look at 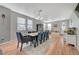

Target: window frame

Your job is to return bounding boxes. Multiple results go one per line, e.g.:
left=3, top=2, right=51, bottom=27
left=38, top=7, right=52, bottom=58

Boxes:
left=27, top=19, right=33, bottom=31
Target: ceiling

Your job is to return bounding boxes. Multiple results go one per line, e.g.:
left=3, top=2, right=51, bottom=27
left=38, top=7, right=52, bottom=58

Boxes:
left=0, top=3, right=77, bottom=22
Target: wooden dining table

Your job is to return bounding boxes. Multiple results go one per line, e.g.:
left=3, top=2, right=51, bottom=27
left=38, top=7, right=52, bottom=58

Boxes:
left=26, top=32, right=38, bottom=37
left=25, top=32, right=39, bottom=47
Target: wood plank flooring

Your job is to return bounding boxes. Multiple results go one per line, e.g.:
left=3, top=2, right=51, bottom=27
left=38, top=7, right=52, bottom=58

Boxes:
left=0, top=33, right=79, bottom=55
left=46, top=33, right=79, bottom=55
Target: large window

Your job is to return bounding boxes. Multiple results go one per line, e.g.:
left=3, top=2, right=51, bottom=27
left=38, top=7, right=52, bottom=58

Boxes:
left=17, top=17, right=26, bottom=31
left=47, top=23, right=51, bottom=31
left=27, top=19, right=33, bottom=31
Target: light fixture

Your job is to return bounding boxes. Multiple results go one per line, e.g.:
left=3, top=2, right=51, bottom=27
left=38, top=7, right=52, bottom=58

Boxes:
left=2, top=14, right=5, bottom=19
left=37, top=9, right=43, bottom=20
left=2, top=14, right=5, bottom=23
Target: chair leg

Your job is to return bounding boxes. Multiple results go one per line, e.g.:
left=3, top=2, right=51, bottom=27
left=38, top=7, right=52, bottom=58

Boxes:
left=34, top=41, right=36, bottom=47
left=33, top=39, right=37, bottom=47
left=41, top=39, right=42, bottom=42
left=17, top=42, right=19, bottom=48
left=40, top=40, right=42, bottom=44
left=35, top=39, right=38, bottom=46
left=37, top=41, right=38, bottom=46
left=36, top=36, right=38, bottom=46
left=43, top=38, right=45, bottom=42
left=34, top=44, right=36, bottom=47
left=20, top=43, right=23, bottom=51
left=30, top=42, right=32, bottom=46
left=45, top=37, right=46, bottom=40
left=46, top=37, right=48, bottom=40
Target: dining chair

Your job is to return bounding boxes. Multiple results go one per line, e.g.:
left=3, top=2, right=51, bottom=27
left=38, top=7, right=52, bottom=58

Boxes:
left=16, top=32, right=32, bottom=51
left=41, top=32, right=45, bottom=42
left=45, top=31, right=49, bottom=40
left=16, top=32, right=21, bottom=48
left=37, top=32, right=42, bottom=44
left=28, top=31, right=32, bottom=33
left=31, top=35, right=38, bottom=47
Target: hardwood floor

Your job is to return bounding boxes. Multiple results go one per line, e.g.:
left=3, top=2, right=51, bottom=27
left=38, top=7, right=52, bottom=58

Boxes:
left=46, top=33, right=79, bottom=55
left=0, top=33, right=79, bottom=55
left=0, top=40, right=27, bottom=55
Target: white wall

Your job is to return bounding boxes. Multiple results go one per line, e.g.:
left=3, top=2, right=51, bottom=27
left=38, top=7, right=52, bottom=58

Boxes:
left=0, top=6, right=11, bottom=43
left=44, top=20, right=69, bottom=33
left=69, top=11, right=79, bottom=28
left=69, top=11, right=79, bottom=48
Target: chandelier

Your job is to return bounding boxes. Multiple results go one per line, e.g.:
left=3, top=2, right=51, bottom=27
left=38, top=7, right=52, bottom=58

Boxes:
left=37, top=9, right=43, bottom=20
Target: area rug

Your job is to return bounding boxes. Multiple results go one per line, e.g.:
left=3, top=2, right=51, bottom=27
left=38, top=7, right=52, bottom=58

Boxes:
left=23, top=39, right=53, bottom=55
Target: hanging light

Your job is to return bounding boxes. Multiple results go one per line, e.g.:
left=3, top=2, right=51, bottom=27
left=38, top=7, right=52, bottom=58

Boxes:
left=37, top=9, right=43, bottom=20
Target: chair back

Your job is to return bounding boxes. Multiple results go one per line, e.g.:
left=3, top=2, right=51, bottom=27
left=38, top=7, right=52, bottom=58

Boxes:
left=19, top=32, right=27, bottom=43
left=16, top=32, right=21, bottom=42
left=16, top=32, right=25, bottom=43
left=37, top=32, right=42, bottom=41
left=41, top=32, right=45, bottom=40
left=45, top=31, right=49, bottom=39
left=28, top=31, right=31, bottom=33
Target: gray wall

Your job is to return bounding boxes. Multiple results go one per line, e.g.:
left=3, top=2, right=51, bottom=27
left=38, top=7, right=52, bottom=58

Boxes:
left=10, top=11, right=30, bottom=40
left=0, top=6, right=43, bottom=43
left=10, top=11, right=43, bottom=40
left=0, top=6, right=11, bottom=43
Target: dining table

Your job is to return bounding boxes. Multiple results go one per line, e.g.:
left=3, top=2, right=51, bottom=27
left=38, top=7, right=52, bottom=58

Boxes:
left=26, top=32, right=39, bottom=47
left=26, top=32, right=38, bottom=37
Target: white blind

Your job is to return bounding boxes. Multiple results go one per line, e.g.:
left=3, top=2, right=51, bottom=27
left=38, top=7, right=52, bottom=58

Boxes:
left=27, top=19, right=33, bottom=31
left=17, top=17, right=26, bottom=31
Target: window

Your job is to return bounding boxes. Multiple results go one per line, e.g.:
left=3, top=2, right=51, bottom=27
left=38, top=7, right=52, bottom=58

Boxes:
left=43, top=23, right=46, bottom=31
left=17, top=17, right=26, bottom=31
left=61, top=22, right=66, bottom=30
left=47, top=23, right=51, bottom=31
left=27, top=19, right=33, bottom=31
